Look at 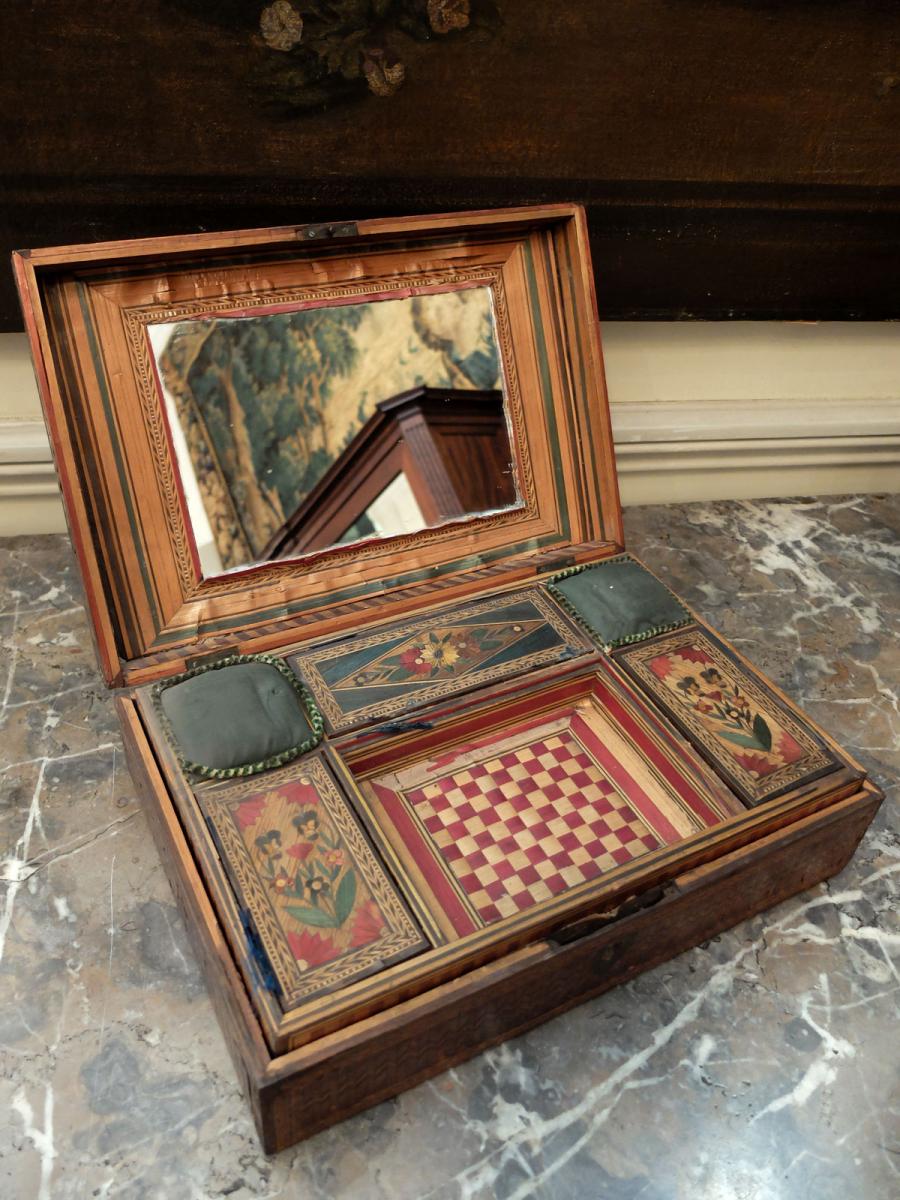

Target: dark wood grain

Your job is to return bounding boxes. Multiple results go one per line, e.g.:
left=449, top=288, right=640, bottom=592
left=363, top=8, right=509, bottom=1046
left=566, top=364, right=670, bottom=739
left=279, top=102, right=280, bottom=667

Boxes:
left=266, top=388, right=515, bottom=558
left=117, top=685, right=882, bottom=1153
left=3, top=1, right=899, bottom=327
left=257, top=784, right=882, bottom=1152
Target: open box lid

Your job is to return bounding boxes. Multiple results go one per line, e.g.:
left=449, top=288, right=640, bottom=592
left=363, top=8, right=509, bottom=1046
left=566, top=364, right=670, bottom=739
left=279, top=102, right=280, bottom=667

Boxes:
left=13, top=205, right=623, bottom=687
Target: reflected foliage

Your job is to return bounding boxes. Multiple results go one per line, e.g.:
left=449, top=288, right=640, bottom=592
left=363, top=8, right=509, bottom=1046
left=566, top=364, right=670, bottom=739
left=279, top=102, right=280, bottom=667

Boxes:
left=157, top=289, right=502, bottom=571
left=162, top=307, right=366, bottom=566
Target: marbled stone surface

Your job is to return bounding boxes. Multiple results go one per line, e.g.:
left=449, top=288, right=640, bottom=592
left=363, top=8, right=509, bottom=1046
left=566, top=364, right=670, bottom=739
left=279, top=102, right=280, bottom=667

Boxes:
left=1, top=495, right=897, bottom=1200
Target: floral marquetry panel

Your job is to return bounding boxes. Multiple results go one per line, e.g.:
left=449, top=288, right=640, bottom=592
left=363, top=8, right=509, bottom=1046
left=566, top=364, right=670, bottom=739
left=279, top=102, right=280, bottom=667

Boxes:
left=198, top=755, right=428, bottom=1009
left=616, top=627, right=844, bottom=806
left=291, top=588, right=593, bottom=731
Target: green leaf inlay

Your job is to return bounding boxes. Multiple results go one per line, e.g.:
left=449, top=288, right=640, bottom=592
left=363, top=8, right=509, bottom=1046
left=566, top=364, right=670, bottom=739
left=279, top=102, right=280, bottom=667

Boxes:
left=753, top=713, right=773, bottom=752
left=335, top=870, right=357, bottom=926
left=285, top=904, right=337, bottom=929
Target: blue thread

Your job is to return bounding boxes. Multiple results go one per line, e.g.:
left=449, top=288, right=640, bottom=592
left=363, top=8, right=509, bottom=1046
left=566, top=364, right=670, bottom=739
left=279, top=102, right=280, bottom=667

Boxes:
left=557, top=646, right=583, bottom=661
left=239, top=910, right=279, bottom=995
left=381, top=720, right=434, bottom=733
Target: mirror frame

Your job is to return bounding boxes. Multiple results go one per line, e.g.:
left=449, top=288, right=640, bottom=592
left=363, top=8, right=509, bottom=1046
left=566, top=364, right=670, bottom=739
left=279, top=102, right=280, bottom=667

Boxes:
left=15, top=206, right=623, bottom=685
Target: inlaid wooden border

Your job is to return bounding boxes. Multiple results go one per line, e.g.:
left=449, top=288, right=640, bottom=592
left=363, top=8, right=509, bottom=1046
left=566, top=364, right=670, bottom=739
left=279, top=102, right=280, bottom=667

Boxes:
left=291, top=586, right=593, bottom=732
left=123, top=270, right=532, bottom=597
left=199, top=755, right=428, bottom=1009
left=14, top=206, right=623, bottom=684
left=614, top=626, right=842, bottom=805
left=359, top=700, right=727, bottom=938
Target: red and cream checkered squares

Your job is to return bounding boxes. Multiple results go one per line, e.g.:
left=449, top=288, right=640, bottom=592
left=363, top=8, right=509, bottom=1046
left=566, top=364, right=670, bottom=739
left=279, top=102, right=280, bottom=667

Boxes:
left=407, top=731, right=660, bottom=924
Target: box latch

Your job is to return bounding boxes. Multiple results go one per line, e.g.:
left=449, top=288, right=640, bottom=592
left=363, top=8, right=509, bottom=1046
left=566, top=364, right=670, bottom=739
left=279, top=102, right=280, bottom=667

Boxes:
left=296, top=221, right=359, bottom=242
left=547, top=883, right=674, bottom=946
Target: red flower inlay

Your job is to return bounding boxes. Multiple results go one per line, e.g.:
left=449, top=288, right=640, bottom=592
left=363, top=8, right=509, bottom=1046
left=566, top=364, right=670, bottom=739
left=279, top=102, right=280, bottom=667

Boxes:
left=776, top=730, right=804, bottom=765
left=285, top=782, right=320, bottom=806
left=285, top=842, right=313, bottom=860
left=649, top=655, right=673, bottom=679
left=733, top=751, right=779, bottom=778
left=235, top=796, right=267, bottom=831
left=287, top=928, right=338, bottom=970
left=676, top=646, right=714, bottom=665
left=399, top=646, right=431, bottom=676
left=349, top=899, right=384, bottom=948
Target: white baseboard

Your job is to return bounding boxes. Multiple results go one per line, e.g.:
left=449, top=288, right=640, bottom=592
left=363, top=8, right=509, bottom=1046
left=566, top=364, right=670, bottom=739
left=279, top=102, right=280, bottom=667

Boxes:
left=0, top=399, right=898, bottom=536
left=611, top=397, right=900, bottom=504
left=0, top=421, right=63, bottom=536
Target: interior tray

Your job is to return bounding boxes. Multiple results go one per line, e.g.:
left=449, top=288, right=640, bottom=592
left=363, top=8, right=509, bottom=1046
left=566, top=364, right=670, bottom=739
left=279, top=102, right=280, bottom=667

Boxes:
left=342, top=662, right=744, bottom=939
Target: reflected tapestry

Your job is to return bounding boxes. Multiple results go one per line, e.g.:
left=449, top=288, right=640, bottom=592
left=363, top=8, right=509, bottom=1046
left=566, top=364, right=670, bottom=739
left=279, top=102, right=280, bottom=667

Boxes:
left=154, top=288, right=501, bottom=571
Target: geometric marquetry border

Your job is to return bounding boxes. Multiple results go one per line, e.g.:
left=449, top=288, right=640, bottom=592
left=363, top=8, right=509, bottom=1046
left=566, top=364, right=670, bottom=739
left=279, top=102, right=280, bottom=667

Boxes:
left=199, top=754, right=428, bottom=1009
left=615, top=626, right=841, bottom=805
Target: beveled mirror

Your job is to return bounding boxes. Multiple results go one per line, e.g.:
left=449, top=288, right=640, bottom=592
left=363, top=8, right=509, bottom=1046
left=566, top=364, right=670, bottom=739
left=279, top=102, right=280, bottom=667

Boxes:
left=146, top=287, right=517, bottom=575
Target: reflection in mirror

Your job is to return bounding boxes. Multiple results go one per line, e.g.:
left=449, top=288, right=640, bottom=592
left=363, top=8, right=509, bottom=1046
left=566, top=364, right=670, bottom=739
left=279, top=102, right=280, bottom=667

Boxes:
left=148, top=288, right=518, bottom=577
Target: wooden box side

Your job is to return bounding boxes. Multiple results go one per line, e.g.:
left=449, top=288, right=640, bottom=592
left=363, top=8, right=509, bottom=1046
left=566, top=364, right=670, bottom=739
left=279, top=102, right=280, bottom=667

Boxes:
left=257, top=782, right=882, bottom=1152
left=117, top=691, right=881, bottom=1154
left=116, top=696, right=272, bottom=1125
left=131, top=634, right=865, bottom=1057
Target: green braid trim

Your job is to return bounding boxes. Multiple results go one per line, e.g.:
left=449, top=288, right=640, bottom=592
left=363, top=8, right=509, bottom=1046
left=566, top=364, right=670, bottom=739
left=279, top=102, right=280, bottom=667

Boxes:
left=152, top=652, right=324, bottom=781
left=546, top=554, right=692, bottom=651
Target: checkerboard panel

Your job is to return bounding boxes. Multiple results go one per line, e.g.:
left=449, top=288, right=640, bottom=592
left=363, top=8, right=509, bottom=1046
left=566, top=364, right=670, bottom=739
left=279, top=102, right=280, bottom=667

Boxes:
left=407, top=732, right=661, bottom=924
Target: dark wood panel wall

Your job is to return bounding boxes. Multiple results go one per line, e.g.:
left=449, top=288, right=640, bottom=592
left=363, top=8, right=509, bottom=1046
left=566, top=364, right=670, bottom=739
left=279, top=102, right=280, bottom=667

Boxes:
left=2, top=1, right=898, bottom=327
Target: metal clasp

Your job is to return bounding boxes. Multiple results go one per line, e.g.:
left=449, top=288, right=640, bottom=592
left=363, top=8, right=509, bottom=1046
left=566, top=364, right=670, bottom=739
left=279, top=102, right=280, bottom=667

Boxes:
left=548, top=883, right=673, bottom=946
left=296, top=221, right=359, bottom=242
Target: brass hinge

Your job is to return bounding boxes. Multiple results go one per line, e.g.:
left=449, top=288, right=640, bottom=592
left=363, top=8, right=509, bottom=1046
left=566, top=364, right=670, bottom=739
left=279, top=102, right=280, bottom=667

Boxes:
left=540, top=555, right=577, bottom=575
left=296, top=221, right=359, bottom=242
left=184, top=648, right=238, bottom=672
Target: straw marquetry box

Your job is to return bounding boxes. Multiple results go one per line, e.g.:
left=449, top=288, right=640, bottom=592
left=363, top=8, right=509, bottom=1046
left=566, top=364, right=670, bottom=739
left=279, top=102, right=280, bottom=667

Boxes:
left=15, top=206, right=880, bottom=1151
